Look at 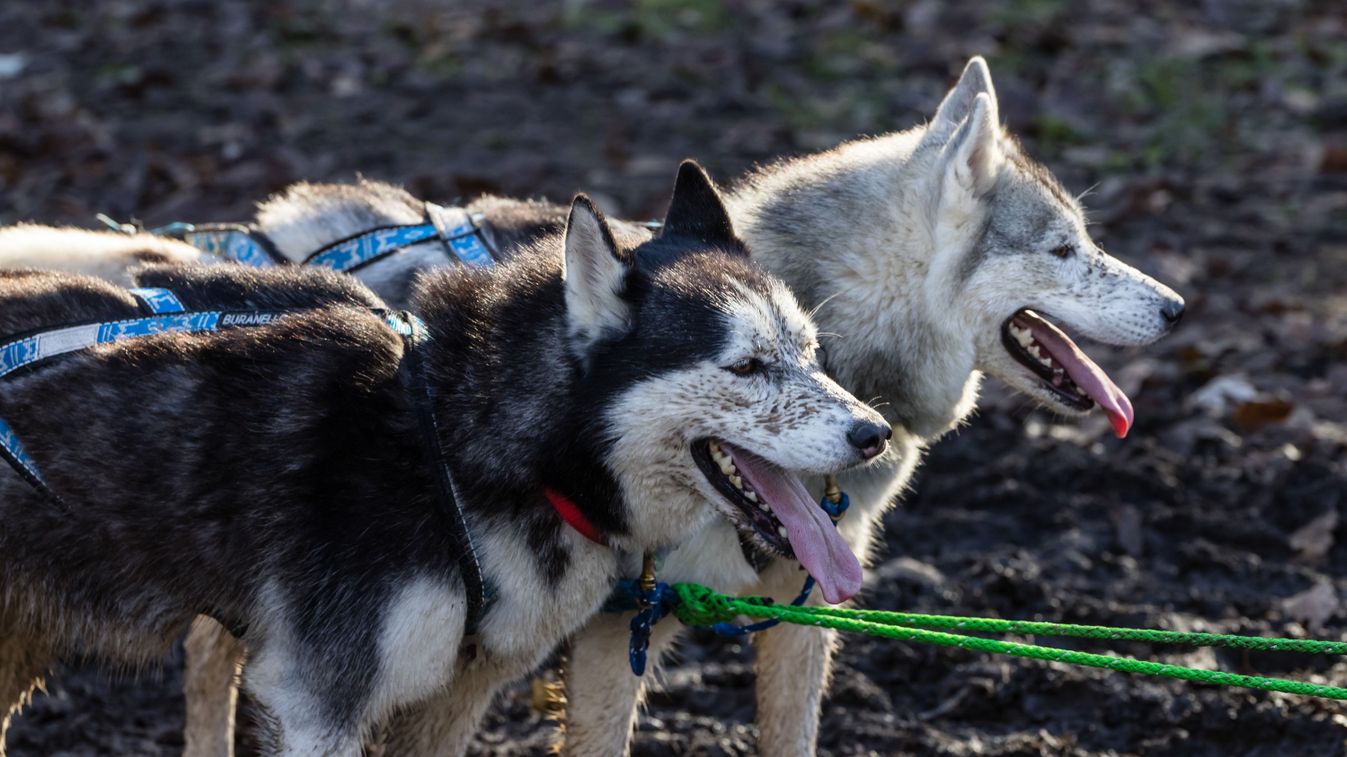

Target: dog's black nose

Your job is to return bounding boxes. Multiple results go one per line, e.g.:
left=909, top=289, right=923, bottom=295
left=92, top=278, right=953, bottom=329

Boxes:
left=848, top=420, right=891, bottom=460
left=1160, top=298, right=1185, bottom=328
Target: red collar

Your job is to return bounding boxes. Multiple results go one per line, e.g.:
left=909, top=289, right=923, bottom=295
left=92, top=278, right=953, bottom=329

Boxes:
left=544, top=488, right=606, bottom=545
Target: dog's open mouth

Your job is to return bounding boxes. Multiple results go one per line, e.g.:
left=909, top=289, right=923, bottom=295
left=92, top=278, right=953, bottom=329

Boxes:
left=692, top=439, right=862, bottom=604
left=1001, top=309, right=1134, bottom=437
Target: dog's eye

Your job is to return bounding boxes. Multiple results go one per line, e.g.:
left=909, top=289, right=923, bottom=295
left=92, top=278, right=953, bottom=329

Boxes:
left=1049, top=243, right=1075, bottom=258
left=726, top=358, right=766, bottom=376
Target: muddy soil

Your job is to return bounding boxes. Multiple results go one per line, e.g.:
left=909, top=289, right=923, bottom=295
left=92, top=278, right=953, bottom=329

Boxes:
left=2, top=0, right=1346, bottom=754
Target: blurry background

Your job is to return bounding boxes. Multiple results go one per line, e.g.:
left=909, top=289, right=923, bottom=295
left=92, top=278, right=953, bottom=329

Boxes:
left=2, top=0, right=1347, bottom=754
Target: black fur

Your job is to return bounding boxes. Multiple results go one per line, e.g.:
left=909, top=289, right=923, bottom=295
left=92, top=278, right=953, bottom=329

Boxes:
left=661, top=160, right=739, bottom=249
left=467, top=195, right=654, bottom=265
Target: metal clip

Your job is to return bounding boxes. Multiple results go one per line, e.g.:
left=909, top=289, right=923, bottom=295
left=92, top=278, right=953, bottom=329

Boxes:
left=637, top=551, right=657, bottom=607
left=823, top=474, right=846, bottom=524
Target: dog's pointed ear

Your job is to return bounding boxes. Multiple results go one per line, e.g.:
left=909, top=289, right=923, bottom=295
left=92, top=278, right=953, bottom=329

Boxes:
left=564, top=194, right=633, bottom=353
left=939, top=93, right=1003, bottom=202
left=662, top=160, right=739, bottom=249
left=924, top=56, right=998, bottom=147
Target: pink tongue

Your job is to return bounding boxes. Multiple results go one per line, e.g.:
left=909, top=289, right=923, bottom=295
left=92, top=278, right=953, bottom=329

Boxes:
left=724, top=445, right=862, bottom=604
left=1024, top=314, right=1134, bottom=438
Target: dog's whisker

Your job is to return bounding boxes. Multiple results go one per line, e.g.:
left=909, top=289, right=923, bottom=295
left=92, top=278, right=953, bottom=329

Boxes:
left=807, top=291, right=844, bottom=319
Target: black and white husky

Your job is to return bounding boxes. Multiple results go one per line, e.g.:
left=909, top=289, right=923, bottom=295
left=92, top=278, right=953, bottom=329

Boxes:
left=0, top=165, right=887, bottom=755
left=0, top=58, right=1185, bottom=756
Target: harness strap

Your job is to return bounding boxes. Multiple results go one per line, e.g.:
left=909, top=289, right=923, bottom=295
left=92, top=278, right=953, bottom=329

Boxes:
left=302, top=223, right=442, bottom=271
left=96, top=215, right=287, bottom=268
left=396, top=314, right=488, bottom=632
left=0, top=418, right=59, bottom=507
left=105, top=204, right=499, bottom=274
left=128, top=287, right=185, bottom=315
left=152, top=222, right=288, bottom=268
left=301, top=204, right=497, bottom=272
left=424, top=203, right=498, bottom=267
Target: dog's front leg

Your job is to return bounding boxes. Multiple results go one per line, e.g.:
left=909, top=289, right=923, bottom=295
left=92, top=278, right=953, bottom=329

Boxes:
left=380, top=652, right=514, bottom=757
left=183, top=617, right=246, bottom=757
left=561, top=609, right=683, bottom=756
left=751, top=558, right=841, bottom=757
left=243, top=641, right=366, bottom=757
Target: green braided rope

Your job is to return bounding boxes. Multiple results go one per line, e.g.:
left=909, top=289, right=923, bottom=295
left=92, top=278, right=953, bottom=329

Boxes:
left=775, top=603, right=1347, bottom=655
left=670, top=583, right=1347, bottom=702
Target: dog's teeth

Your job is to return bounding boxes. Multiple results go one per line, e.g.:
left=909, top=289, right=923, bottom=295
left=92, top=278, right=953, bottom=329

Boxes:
left=777, top=526, right=788, bottom=539
left=744, top=490, right=757, bottom=502
left=1015, top=329, right=1033, bottom=348
left=709, top=442, right=740, bottom=476
left=730, top=474, right=743, bottom=489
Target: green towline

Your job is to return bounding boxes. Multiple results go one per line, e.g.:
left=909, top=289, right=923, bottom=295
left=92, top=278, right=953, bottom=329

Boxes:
left=668, top=582, right=1347, bottom=702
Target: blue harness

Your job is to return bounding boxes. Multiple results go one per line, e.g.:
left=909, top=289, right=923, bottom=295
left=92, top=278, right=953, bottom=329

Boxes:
left=0, top=288, right=489, bottom=632
left=102, top=202, right=497, bottom=273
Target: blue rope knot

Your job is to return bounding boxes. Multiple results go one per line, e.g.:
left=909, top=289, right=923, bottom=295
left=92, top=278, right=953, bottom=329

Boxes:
left=628, top=582, right=678, bottom=676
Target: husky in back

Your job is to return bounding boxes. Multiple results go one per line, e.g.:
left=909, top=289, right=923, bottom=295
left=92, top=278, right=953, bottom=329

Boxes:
left=0, top=163, right=888, bottom=755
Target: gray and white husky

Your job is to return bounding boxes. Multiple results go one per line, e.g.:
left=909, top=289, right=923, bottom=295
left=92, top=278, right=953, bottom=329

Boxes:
left=541, top=58, right=1177, bottom=756
left=0, top=165, right=887, bottom=755
left=0, top=57, right=1184, bottom=755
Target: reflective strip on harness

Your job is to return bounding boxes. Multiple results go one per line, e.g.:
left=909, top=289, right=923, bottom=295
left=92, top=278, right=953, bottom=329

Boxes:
left=425, top=203, right=495, bottom=268
left=0, top=311, right=297, bottom=381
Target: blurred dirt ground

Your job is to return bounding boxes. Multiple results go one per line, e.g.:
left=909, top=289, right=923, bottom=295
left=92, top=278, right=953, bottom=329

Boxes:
left=3, top=0, right=1347, bottom=754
